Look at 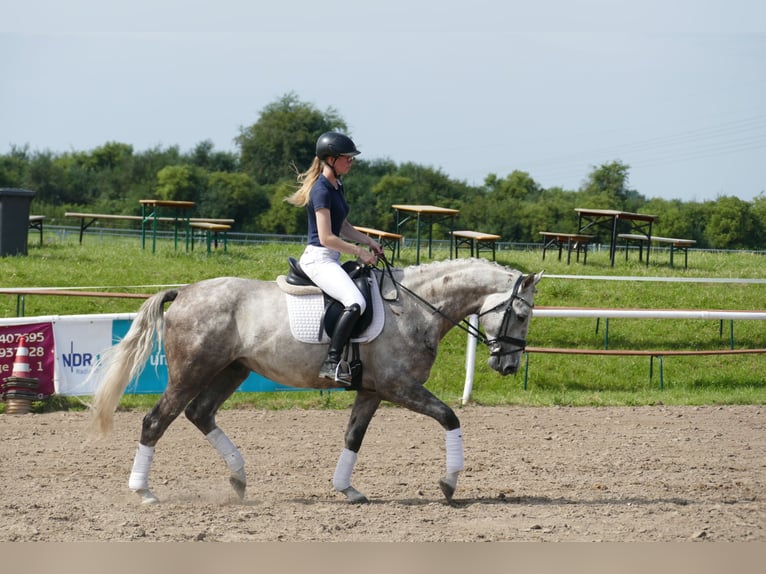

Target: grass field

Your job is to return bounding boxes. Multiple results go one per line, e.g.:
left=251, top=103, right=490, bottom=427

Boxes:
left=2, top=232, right=766, bottom=410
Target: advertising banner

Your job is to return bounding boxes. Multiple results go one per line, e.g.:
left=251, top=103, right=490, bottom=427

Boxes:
left=0, top=322, right=55, bottom=396
left=52, top=318, right=113, bottom=396
left=0, top=314, right=310, bottom=397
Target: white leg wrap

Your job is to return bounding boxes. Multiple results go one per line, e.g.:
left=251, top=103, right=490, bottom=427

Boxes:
left=445, top=428, right=464, bottom=474
left=206, top=427, right=245, bottom=473
left=332, top=448, right=358, bottom=491
left=128, top=443, right=155, bottom=491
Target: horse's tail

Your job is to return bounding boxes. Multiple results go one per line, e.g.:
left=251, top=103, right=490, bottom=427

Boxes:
left=89, top=289, right=179, bottom=436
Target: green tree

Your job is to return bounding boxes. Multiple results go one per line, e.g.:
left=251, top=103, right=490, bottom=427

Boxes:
left=26, top=150, right=66, bottom=205
left=750, top=193, right=766, bottom=248
left=155, top=165, right=206, bottom=203
left=396, top=162, right=466, bottom=207
left=127, top=145, right=184, bottom=205
left=88, top=142, right=134, bottom=171
left=81, top=142, right=137, bottom=204
left=371, top=174, right=415, bottom=231
left=30, top=150, right=101, bottom=207
left=190, top=140, right=238, bottom=172
left=578, top=160, right=642, bottom=210
left=200, top=171, right=266, bottom=231
left=0, top=145, right=30, bottom=188
left=525, top=186, right=580, bottom=240
left=236, top=93, right=346, bottom=185
left=644, top=198, right=696, bottom=240
left=257, top=181, right=306, bottom=235
left=704, top=196, right=756, bottom=249
left=459, top=171, right=551, bottom=241
left=485, top=170, right=542, bottom=202
left=342, top=158, right=398, bottom=229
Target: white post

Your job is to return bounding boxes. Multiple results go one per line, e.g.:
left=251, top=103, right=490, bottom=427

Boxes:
left=461, top=314, right=479, bottom=405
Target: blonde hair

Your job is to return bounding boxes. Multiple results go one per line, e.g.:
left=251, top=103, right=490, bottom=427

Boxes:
left=286, top=157, right=323, bottom=207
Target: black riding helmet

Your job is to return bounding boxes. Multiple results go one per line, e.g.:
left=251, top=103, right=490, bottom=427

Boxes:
left=316, top=132, right=360, bottom=160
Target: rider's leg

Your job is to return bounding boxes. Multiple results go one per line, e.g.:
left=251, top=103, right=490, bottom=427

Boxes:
left=319, top=303, right=361, bottom=384
left=299, top=246, right=367, bottom=385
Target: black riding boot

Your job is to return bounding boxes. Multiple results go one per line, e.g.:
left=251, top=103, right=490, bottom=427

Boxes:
left=318, top=303, right=361, bottom=385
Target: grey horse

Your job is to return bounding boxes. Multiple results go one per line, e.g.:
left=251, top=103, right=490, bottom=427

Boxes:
left=90, top=258, right=543, bottom=504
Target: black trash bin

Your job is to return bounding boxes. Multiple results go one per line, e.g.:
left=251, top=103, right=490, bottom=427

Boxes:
left=0, top=188, right=37, bottom=256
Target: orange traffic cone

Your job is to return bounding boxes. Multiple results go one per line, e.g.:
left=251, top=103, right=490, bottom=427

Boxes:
left=10, top=335, right=32, bottom=378
left=2, top=336, right=39, bottom=415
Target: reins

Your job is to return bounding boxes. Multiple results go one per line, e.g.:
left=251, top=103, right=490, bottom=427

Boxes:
left=373, top=254, right=532, bottom=355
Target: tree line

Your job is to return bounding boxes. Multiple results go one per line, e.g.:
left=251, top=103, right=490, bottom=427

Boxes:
left=2, top=92, right=764, bottom=250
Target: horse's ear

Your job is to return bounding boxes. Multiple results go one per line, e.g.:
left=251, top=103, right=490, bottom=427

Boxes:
left=522, top=270, right=544, bottom=289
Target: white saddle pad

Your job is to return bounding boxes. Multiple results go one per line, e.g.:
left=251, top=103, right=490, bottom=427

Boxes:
left=277, top=273, right=385, bottom=344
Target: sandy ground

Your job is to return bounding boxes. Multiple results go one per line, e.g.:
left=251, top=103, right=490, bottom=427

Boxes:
left=1, top=404, right=764, bottom=542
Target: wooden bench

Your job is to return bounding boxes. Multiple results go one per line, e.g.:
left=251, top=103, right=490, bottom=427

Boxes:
left=29, top=215, right=45, bottom=245
left=190, top=222, right=231, bottom=253
left=451, top=230, right=502, bottom=261
left=618, top=233, right=696, bottom=269
left=539, top=231, right=595, bottom=264
left=353, top=226, right=403, bottom=262
left=64, top=212, right=234, bottom=244
left=523, top=346, right=766, bottom=390
left=65, top=212, right=144, bottom=243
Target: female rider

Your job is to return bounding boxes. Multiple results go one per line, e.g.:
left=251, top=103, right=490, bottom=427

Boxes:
left=286, top=132, right=383, bottom=384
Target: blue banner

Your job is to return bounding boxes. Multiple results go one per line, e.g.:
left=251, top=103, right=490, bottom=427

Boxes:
left=112, top=320, right=305, bottom=394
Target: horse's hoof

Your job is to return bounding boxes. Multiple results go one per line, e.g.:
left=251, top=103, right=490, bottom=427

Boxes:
left=135, top=488, right=160, bottom=505
left=339, top=486, right=369, bottom=504
left=439, top=475, right=457, bottom=501
left=229, top=468, right=247, bottom=499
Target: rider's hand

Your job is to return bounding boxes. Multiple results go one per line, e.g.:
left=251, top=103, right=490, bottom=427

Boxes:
left=357, top=247, right=378, bottom=266
left=370, top=241, right=384, bottom=258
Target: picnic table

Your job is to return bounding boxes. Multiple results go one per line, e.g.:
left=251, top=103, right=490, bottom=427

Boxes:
left=575, top=208, right=657, bottom=267
left=452, top=230, right=502, bottom=261
left=139, top=199, right=195, bottom=253
left=538, top=231, right=594, bottom=264
left=392, top=204, right=459, bottom=264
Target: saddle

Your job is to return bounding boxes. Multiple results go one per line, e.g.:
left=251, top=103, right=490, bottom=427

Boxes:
left=285, top=257, right=374, bottom=339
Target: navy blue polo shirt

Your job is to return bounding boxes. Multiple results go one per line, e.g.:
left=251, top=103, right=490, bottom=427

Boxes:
left=306, top=175, right=350, bottom=247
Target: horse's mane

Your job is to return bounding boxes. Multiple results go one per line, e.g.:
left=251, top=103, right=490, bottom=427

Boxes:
left=399, top=257, right=516, bottom=278
left=387, top=258, right=520, bottom=297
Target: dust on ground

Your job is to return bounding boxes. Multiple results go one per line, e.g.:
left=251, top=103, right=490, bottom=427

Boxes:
left=1, top=405, right=763, bottom=541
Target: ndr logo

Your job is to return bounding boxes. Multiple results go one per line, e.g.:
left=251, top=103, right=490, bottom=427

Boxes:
left=62, top=340, right=93, bottom=372
left=61, top=341, right=167, bottom=373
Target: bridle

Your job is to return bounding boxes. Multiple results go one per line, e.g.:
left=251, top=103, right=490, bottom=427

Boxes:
left=476, top=274, right=534, bottom=357
left=375, top=256, right=534, bottom=357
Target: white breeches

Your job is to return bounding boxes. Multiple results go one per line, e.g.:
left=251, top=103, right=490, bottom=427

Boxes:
left=300, top=245, right=367, bottom=313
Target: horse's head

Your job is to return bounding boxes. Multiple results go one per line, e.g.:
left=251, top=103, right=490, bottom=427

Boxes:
left=479, top=271, right=543, bottom=376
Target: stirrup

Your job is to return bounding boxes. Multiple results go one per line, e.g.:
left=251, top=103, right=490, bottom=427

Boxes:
left=334, top=360, right=353, bottom=384
left=319, top=359, right=352, bottom=385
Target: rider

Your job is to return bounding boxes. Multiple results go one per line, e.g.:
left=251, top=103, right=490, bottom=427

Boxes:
left=287, top=132, right=383, bottom=384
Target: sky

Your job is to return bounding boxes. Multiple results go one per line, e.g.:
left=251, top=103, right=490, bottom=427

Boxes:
left=2, top=0, right=765, bottom=203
